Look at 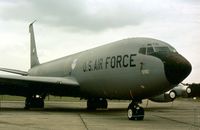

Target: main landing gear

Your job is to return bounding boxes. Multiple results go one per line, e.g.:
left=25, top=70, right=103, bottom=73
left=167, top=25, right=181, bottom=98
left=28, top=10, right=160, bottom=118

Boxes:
left=87, top=98, right=108, bottom=110
left=24, top=95, right=44, bottom=109
left=127, top=101, right=144, bottom=120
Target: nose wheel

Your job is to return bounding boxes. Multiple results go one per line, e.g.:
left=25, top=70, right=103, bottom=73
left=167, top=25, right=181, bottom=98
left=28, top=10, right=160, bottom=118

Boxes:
left=127, top=102, right=144, bottom=120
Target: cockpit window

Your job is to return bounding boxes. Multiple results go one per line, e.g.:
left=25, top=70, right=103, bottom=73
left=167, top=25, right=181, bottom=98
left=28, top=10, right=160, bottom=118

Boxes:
left=138, top=45, right=177, bottom=55
left=147, top=47, right=154, bottom=55
left=154, top=47, right=170, bottom=52
left=168, top=46, right=177, bottom=53
left=139, top=47, right=146, bottom=54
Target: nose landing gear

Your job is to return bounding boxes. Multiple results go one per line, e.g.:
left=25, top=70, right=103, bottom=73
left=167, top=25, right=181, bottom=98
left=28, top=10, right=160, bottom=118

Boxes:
left=127, top=101, right=144, bottom=120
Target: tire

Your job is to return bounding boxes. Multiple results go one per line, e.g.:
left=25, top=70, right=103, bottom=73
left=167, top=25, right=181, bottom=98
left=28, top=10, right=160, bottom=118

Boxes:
left=25, top=96, right=44, bottom=109
left=87, top=99, right=97, bottom=110
left=127, top=104, right=144, bottom=120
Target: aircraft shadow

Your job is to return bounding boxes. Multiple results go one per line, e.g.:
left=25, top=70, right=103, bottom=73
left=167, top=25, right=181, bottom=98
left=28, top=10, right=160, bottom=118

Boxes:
left=0, top=106, right=179, bottom=114
left=0, top=107, right=127, bottom=113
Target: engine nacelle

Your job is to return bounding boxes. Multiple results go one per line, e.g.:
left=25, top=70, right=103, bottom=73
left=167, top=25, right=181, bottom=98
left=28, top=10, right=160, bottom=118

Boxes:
left=173, top=84, right=191, bottom=98
left=149, top=90, right=176, bottom=102
left=183, top=83, right=200, bottom=98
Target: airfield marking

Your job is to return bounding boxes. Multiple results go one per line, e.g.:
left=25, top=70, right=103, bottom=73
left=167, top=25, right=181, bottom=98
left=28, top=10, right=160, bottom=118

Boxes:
left=79, top=114, right=89, bottom=130
left=153, top=115, right=200, bottom=128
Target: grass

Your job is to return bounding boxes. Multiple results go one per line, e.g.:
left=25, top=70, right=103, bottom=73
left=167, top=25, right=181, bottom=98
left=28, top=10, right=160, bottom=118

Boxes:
left=0, top=95, right=81, bottom=102
left=0, top=95, right=130, bottom=102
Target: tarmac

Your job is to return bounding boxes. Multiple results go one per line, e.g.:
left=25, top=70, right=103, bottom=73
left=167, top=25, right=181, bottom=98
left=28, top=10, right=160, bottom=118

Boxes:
left=0, top=99, right=200, bottom=130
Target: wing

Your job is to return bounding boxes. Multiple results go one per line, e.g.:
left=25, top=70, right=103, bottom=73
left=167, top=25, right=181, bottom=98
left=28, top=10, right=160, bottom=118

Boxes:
left=0, top=67, right=28, bottom=76
left=0, top=75, right=80, bottom=97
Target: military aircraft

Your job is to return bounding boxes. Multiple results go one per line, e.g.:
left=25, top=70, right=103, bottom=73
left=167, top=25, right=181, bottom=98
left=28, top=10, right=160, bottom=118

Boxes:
left=0, top=22, right=192, bottom=120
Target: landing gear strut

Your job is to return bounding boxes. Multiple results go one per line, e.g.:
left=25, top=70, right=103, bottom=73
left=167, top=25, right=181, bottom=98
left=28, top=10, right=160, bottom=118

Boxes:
left=127, top=101, right=144, bottom=120
left=87, top=98, right=108, bottom=110
left=24, top=95, right=44, bottom=109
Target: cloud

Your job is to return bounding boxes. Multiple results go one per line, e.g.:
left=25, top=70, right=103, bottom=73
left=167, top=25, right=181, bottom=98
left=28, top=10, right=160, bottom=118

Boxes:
left=0, top=0, right=183, bottom=32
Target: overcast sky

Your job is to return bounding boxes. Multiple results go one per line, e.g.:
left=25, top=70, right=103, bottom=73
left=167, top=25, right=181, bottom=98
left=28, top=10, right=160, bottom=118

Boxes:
left=0, top=0, right=200, bottom=83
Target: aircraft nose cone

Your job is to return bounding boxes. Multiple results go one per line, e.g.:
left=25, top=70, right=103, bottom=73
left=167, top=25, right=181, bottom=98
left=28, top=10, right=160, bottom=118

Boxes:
left=151, top=52, right=192, bottom=85
left=164, top=53, right=192, bottom=84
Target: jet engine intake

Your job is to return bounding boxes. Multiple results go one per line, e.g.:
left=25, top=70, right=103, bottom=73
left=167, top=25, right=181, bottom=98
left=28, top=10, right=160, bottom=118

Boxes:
left=149, top=90, right=176, bottom=102
left=173, top=84, right=191, bottom=98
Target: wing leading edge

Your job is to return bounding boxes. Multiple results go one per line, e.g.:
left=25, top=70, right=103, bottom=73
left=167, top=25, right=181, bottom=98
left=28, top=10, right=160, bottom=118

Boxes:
left=0, top=67, right=28, bottom=76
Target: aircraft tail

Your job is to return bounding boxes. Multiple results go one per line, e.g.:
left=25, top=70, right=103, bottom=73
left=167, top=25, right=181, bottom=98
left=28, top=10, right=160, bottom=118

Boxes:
left=29, top=21, right=40, bottom=68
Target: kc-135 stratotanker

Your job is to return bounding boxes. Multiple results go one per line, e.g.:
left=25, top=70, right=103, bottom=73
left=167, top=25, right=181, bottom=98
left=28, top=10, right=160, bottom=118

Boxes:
left=0, top=22, right=191, bottom=120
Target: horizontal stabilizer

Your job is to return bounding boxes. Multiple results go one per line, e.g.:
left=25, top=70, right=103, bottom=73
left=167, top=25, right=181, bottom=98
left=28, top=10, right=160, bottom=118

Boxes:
left=0, top=67, right=28, bottom=76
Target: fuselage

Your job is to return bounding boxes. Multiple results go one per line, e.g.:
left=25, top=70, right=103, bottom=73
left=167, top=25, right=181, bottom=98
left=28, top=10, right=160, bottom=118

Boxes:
left=28, top=37, right=191, bottom=100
